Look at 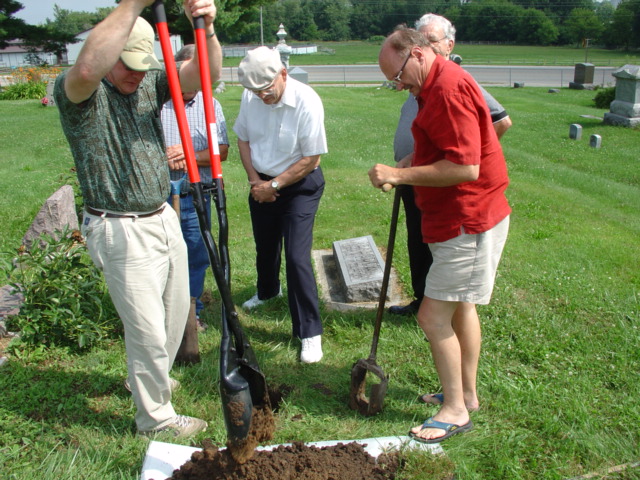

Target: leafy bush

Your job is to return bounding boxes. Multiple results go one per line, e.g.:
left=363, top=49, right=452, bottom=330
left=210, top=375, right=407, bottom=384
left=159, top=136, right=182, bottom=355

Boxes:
left=594, top=86, right=616, bottom=109
left=368, top=35, right=385, bottom=44
left=0, top=81, right=46, bottom=100
left=0, top=66, right=60, bottom=100
left=6, top=228, right=121, bottom=353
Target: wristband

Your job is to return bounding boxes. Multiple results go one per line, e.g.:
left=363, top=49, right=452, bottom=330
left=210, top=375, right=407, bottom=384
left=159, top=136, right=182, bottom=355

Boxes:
left=206, top=31, right=216, bottom=39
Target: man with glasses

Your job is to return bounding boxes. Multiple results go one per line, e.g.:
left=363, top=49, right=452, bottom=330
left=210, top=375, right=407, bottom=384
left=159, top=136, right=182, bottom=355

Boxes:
left=234, top=47, right=328, bottom=363
left=389, top=13, right=512, bottom=319
left=370, top=25, right=511, bottom=443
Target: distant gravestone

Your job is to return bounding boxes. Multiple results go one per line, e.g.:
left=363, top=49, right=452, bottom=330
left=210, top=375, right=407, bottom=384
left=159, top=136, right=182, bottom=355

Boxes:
left=333, top=235, right=387, bottom=303
left=589, top=134, right=602, bottom=148
left=214, top=81, right=226, bottom=94
left=22, top=185, right=79, bottom=249
left=548, top=88, right=560, bottom=94
left=288, top=67, right=308, bottom=84
left=514, top=82, right=525, bottom=88
left=569, top=124, right=582, bottom=140
left=603, top=64, right=640, bottom=128
left=569, top=63, right=595, bottom=90
left=44, top=80, right=56, bottom=107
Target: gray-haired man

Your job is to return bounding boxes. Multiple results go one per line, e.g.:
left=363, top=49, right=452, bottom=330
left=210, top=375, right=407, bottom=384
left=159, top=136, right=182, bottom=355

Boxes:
left=389, top=13, right=512, bottom=318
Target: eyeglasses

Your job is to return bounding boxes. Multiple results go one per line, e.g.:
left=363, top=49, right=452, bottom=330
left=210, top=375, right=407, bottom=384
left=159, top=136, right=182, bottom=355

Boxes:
left=392, top=53, right=411, bottom=84
left=428, top=36, right=447, bottom=44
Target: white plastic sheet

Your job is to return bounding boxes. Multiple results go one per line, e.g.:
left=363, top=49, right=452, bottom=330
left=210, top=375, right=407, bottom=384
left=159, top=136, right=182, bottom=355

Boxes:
left=141, top=436, right=443, bottom=480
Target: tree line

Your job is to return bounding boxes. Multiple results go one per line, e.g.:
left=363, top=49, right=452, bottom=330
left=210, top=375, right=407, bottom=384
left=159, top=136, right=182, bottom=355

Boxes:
left=2, top=0, right=639, bottom=64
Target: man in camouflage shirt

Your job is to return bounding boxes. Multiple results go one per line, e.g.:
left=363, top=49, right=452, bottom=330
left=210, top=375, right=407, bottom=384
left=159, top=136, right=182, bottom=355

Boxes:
left=54, top=0, right=221, bottom=438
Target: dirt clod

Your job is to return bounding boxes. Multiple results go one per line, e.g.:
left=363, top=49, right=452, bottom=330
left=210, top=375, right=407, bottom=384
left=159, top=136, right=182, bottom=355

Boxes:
left=227, top=404, right=275, bottom=464
left=169, top=441, right=400, bottom=480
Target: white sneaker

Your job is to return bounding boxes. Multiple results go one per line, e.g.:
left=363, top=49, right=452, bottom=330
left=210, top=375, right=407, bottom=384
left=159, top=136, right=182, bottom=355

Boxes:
left=300, top=335, right=323, bottom=363
left=242, top=288, right=283, bottom=310
left=138, top=414, right=207, bottom=438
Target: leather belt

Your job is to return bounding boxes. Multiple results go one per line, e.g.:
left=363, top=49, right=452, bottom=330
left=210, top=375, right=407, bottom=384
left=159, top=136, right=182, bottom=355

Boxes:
left=85, top=205, right=165, bottom=219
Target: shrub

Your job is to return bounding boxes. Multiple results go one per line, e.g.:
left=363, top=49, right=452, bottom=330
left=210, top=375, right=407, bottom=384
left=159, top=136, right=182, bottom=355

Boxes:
left=6, top=228, right=121, bottom=353
left=368, top=35, right=385, bottom=44
left=0, top=81, right=46, bottom=100
left=0, top=66, right=60, bottom=100
left=594, top=86, right=615, bottom=109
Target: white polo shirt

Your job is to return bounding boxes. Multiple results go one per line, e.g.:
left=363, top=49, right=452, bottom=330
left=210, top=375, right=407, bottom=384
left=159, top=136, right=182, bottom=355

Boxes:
left=233, top=76, right=328, bottom=177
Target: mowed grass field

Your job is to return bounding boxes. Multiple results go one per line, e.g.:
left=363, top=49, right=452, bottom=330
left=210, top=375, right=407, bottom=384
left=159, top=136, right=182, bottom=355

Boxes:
left=0, top=80, right=638, bottom=479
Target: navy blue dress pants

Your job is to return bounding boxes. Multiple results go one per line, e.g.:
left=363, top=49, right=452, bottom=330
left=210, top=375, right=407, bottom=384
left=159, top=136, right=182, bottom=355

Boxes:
left=249, top=167, right=324, bottom=339
left=400, top=185, right=433, bottom=303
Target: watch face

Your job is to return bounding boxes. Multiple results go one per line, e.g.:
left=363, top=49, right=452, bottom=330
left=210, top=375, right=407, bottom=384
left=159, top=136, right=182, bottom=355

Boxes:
left=271, top=181, right=279, bottom=190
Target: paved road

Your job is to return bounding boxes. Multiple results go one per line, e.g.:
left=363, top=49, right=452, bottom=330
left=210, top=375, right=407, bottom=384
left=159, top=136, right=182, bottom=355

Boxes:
left=220, top=64, right=618, bottom=88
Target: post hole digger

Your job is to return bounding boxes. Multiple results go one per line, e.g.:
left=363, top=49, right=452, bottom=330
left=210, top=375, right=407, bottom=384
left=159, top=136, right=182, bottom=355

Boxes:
left=349, top=185, right=402, bottom=416
left=152, top=1, right=273, bottom=463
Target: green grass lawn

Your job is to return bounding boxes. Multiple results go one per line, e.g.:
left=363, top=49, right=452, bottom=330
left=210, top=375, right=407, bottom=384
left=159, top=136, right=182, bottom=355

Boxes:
left=0, top=85, right=639, bottom=479
left=221, top=41, right=640, bottom=68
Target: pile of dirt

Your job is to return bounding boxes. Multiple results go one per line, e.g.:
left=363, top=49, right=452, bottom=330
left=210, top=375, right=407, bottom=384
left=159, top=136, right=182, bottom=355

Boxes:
left=168, top=441, right=400, bottom=480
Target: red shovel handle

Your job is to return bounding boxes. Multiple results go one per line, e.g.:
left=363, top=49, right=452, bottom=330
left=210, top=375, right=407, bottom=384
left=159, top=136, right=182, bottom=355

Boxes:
left=152, top=1, right=200, bottom=184
left=193, top=16, right=223, bottom=180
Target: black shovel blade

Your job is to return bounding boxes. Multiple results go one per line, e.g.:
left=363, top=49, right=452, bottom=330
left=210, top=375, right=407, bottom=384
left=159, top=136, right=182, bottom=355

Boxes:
left=349, top=358, right=389, bottom=416
left=219, top=324, right=270, bottom=443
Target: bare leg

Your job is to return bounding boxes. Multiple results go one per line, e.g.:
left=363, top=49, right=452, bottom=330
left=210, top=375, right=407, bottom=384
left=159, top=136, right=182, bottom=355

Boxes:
left=452, top=302, right=481, bottom=411
left=411, top=297, right=470, bottom=441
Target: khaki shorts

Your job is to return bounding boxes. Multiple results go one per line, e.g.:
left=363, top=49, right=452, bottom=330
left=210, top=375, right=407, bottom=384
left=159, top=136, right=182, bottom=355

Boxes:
left=425, top=216, right=509, bottom=305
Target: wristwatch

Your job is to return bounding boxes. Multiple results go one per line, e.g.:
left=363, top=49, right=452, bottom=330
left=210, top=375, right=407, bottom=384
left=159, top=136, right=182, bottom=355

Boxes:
left=271, top=180, right=280, bottom=191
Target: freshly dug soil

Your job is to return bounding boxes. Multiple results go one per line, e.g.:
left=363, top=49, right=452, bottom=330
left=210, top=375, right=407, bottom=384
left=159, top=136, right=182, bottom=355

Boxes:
left=168, top=441, right=400, bottom=480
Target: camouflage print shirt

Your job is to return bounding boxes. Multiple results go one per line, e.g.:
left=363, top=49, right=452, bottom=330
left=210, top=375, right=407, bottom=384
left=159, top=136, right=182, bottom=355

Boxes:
left=54, top=70, right=171, bottom=212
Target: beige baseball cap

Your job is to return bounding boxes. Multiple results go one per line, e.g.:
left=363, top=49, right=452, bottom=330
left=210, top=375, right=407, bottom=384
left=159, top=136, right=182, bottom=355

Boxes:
left=238, top=47, right=284, bottom=90
left=120, top=17, right=162, bottom=72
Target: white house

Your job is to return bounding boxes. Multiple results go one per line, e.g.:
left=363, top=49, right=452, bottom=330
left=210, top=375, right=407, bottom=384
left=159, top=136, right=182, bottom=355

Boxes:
left=66, top=28, right=183, bottom=65
left=0, top=41, right=58, bottom=68
left=0, top=29, right=183, bottom=69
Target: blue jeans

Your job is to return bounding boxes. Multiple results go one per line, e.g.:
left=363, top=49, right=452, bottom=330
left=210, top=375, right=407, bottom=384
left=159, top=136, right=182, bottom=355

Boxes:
left=173, top=193, right=211, bottom=315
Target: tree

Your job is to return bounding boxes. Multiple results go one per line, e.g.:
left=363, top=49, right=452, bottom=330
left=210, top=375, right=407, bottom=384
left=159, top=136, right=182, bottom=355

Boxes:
left=452, top=0, right=523, bottom=43
left=564, top=8, right=603, bottom=48
left=305, top=0, right=350, bottom=41
left=604, top=0, right=640, bottom=49
left=0, top=0, right=31, bottom=48
left=45, top=5, right=108, bottom=36
left=517, top=8, right=558, bottom=45
left=0, top=0, right=77, bottom=63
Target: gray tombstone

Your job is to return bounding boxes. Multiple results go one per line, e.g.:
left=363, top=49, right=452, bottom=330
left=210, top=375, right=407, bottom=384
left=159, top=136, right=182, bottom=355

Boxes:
left=548, top=88, right=560, bottom=94
left=514, top=82, right=525, bottom=88
left=569, top=124, right=582, bottom=140
left=589, top=134, right=602, bottom=148
left=288, top=67, right=308, bottom=84
left=603, top=64, right=640, bottom=128
left=22, top=185, right=79, bottom=249
left=570, top=63, right=595, bottom=90
left=332, top=235, right=387, bottom=303
left=44, top=80, right=56, bottom=107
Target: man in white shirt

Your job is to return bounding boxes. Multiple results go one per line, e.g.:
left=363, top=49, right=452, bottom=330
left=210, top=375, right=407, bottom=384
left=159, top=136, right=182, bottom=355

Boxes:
left=233, top=47, right=328, bottom=363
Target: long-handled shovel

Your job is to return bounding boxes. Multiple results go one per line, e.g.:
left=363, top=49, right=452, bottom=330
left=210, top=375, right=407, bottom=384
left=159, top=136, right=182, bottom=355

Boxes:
left=169, top=174, right=200, bottom=366
left=348, top=185, right=402, bottom=416
left=152, top=1, right=272, bottom=461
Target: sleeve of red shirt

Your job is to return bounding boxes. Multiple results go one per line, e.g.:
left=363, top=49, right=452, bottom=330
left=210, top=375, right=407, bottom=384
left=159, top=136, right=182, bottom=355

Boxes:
left=424, top=78, right=484, bottom=167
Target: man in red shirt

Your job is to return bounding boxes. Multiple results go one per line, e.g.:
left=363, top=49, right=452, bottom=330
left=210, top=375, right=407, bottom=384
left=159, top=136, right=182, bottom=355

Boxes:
left=370, top=25, right=511, bottom=444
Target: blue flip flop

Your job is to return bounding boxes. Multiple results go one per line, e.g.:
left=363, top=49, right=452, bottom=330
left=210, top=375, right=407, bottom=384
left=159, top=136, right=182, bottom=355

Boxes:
left=418, top=392, right=444, bottom=405
left=408, top=416, right=473, bottom=444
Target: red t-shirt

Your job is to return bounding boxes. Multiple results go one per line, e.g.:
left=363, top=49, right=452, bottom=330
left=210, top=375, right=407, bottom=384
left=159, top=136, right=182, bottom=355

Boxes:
left=411, top=56, right=511, bottom=243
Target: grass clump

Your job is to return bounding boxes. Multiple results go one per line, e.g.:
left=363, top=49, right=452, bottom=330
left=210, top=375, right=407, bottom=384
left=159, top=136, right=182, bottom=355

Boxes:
left=0, top=87, right=638, bottom=479
left=594, top=86, right=616, bottom=109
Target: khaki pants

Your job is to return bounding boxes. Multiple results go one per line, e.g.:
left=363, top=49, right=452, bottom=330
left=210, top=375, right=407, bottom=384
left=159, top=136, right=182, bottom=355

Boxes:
left=82, top=204, right=189, bottom=431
